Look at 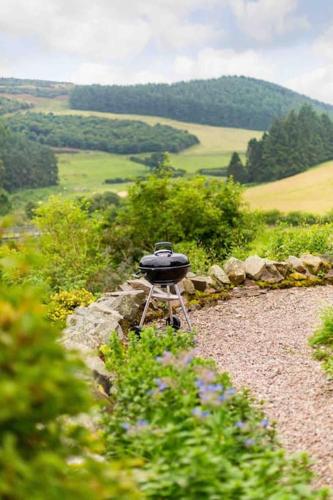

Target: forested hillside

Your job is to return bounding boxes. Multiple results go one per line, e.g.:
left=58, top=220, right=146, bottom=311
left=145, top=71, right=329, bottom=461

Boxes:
left=0, top=123, right=58, bottom=191
left=7, top=112, right=199, bottom=153
left=0, top=96, right=32, bottom=115
left=69, top=76, right=333, bottom=130
left=245, top=105, right=333, bottom=183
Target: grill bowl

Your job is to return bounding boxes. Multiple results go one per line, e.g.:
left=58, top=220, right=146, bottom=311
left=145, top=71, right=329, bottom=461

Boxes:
left=139, top=242, right=190, bottom=285
left=140, top=264, right=189, bottom=285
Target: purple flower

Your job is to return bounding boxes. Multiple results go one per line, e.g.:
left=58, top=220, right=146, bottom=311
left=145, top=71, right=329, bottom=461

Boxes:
left=156, top=351, right=174, bottom=365
left=235, top=421, right=245, bottom=429
left=244, top=438, right=255, bottom=447
left=121, top=422, right=131, bottom=431
left=154, top=378, right=169, bottom=392
left=206, top=383, right=223, bottom=392
left=192, top=407, right=210, bottom=418
left=260, top=418, right=269, bottom=428
left=225, top=388, right=236, bottom=396
left=137, top=419, right=149, bottom=427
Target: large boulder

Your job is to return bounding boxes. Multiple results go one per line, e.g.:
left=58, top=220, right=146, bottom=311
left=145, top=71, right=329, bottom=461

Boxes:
left=287, top=256, right=306, bottom=273
left=244, top=255, right=266, bottom=280
left=127, top=277, right=152, bottom=293
left=244, top=256, right=283, bottom=283
left=181, top=277, right=196, bottom=295
left=64, top=307, right=123, bottom=350
left=209, top=264, right=230, bottom=287
left=189, top=275, right=215, bottom=292
left=93, top=290, right=145, bottom=320
left=268, top=260, right=290, bottom=277
left=224, top=257, right=246, bottom=285
left=300, top=254, right=325, bottom=275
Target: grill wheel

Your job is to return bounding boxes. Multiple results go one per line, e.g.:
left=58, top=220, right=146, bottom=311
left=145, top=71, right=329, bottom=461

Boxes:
left=166, top=315, right=181, bottom=330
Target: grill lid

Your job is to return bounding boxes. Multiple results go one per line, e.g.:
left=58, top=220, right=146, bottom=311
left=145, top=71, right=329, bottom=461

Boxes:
left=139, top=242, right=189, bottom=270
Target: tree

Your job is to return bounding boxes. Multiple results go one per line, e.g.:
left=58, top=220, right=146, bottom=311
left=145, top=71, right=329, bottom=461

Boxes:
left=227, top=152, right=248, bottom=183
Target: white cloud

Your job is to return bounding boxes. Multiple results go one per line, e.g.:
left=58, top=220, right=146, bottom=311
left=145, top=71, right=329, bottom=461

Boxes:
left=71, top=47, right=275, bottom=85
left=227, top=0, right=309, bottom=42
left=285, top=24, right=333, bottom=105
left=0, top=0, right=220, bottom=62
left=173, top=48, right=275, bottom=81
left=287, top=66, right=333, bottom=104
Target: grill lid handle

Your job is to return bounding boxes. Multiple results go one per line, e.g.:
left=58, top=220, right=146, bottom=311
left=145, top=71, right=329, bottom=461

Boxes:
left=154, top=241, right=173, bottom=255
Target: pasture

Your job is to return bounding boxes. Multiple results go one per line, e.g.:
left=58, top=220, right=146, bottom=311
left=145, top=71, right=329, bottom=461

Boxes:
left=245, top=160, right=333, bottom=214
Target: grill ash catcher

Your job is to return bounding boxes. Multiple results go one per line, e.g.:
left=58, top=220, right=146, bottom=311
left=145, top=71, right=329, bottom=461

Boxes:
left=135, top=242, right=192, bottom=333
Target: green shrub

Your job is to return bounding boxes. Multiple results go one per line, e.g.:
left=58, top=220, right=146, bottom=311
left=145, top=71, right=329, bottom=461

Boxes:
left=34, top=196, right=109, bottom=292
left=0, top=281, right=140, bottom=498
left=106, top=175, right=259, bottom=262
left=309, top=308, right=333, bottom=377
left=174, top=241, right=212, bottom=274
left=48, top=288, right=95, bottom=323
left=102, top=328, right=327, bottom=499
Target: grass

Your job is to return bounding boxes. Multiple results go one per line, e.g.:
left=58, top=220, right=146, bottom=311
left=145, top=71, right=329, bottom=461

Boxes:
left=9, top=152, right=145, bottom=211
left=6, top=94, right=260, bottom=211
left=245, top=160, right=333, bottom=214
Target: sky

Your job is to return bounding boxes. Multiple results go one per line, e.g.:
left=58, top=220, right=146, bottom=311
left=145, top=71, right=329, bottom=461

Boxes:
left=1, top=0, right=333, bottom=103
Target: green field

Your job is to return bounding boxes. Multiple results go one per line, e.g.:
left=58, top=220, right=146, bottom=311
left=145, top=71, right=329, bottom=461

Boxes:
left=7, top=94, right=261, bottom=211
left=245, top=160, right=333, bottom=214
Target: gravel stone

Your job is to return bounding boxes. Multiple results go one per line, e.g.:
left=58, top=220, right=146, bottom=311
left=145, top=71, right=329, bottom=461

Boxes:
left=191, top=286, right=333, bottom=489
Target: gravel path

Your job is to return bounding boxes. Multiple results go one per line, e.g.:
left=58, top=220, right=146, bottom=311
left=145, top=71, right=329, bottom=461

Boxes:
left=191, top=286, right=333, bottom=489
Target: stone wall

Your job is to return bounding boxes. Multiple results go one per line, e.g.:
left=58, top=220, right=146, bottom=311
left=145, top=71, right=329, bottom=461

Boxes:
left=62, top=253, right=333, bottom=387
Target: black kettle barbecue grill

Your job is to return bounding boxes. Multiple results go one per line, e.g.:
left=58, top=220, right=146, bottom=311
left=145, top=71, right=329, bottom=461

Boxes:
left=136, top=242, right=192, bottom=332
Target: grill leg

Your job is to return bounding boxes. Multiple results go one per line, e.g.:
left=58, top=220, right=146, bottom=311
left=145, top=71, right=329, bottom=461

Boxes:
left=167, top=285, right=173, bottom=322
left=175, top=284, right=192, bottom=332
left=139, top=285, right=154, bottom=328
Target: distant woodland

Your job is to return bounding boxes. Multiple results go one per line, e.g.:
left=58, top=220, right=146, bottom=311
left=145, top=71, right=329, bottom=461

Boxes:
left=0, top=123, right=58, bottom=191
left=228, top=105, right=333, bottom=183
left=69, top=76, right=333, bottom=130
left=7, top=113, right=199, bottom=153
left=0, top=77, right=71, bottom=98
left=0, top=96, right=32, bottom=115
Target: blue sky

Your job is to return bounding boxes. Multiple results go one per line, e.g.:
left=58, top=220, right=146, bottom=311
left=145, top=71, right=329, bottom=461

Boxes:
left=1, top=0, right=333, bottom=103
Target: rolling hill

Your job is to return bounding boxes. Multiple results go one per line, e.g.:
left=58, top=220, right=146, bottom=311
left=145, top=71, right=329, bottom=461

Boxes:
left=69, top=76, right=333, bottom=130
left=245, top=160, right=333, bottom=214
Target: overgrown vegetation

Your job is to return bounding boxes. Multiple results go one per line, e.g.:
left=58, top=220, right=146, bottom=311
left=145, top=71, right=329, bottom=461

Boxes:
left=69, top=75, right=333, bottom=130
left=7, top=112, right=199, bottom=154
left=309, top=308, right=333, bottom=378
left=102, top=327, right=328, bottom=498
left=234, top=223, right=333, bottom=261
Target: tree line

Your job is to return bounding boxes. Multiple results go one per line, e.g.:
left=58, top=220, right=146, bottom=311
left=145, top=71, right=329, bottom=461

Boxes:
left=227, top=105, right=333, bottom=183
left=0, top=96, right=32, bottom=115
left=69, top=76, right=333, bottom=130
left=7, top=112, right=199, bottom=154
left=0, top=122, right=58, bottom=192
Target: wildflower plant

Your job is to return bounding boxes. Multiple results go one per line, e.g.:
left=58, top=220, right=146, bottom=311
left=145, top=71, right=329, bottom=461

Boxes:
left=101, top=327, right=328, bottom=499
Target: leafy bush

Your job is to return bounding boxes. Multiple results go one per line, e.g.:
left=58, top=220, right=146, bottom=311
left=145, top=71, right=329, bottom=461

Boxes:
left=174, top=241, right=212, bottom=274
left=34, top=196, right=109, bottom=291
left=106, top=175, right=258, bottom=262
left=102, top=328, right=327, bottom=498
left=309, top=308, right=333, bottom=377
left=261, top=224, right=333, bottom=260
left=0, top=280, right=140, bottom=498
left=48, top=288, right=95, bottom=323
